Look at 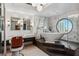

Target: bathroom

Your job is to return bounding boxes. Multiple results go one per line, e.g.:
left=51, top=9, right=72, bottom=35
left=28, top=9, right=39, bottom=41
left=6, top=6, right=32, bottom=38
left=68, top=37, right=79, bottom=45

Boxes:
left=0, top=3, right=79, bottom=56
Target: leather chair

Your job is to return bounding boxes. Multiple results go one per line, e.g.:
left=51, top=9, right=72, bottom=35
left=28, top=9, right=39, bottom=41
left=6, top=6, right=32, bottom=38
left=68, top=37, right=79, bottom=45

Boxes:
left=10, top=36, right=24, bottom=56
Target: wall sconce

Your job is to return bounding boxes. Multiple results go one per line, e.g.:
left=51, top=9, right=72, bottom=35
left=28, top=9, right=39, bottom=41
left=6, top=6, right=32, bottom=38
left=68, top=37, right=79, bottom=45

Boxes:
left=7, top=20, right=10, bottom=26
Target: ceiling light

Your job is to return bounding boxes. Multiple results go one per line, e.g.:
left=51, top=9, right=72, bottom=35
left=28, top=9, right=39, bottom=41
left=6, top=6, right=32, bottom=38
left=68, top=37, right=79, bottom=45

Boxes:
left=26, top=3, right=50, bottom=12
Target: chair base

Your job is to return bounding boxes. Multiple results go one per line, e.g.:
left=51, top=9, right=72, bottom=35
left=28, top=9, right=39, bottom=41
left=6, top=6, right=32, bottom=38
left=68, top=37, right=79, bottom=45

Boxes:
left=12, top=51, right=24, bottom=56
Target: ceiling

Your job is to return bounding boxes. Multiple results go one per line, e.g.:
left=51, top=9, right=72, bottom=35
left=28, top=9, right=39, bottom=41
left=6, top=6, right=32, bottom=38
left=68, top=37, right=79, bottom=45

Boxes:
left=39, top=3, right=79, bottom=17
left=5, top=3, right=79, bottom=17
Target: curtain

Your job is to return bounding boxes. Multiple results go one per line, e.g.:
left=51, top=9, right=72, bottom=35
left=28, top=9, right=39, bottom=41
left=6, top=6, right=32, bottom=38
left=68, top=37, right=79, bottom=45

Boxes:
left=33, top=16, right=48, bottom=39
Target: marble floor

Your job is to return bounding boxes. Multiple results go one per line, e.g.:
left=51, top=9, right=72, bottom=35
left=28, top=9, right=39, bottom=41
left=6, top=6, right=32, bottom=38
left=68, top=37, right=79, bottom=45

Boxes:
left=7, top=44, right=48, bottom=56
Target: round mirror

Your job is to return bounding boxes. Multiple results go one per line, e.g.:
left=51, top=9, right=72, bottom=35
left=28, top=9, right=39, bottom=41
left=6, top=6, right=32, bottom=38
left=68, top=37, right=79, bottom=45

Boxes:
left=56, top=18, right=73, bottom=34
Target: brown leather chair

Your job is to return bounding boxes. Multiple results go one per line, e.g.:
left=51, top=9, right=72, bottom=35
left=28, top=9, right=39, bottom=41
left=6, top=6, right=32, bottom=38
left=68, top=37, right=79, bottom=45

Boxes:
left=11, top=36, right=24, bottom=56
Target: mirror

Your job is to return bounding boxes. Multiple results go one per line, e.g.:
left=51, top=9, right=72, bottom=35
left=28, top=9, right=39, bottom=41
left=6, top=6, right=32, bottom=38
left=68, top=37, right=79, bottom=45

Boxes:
left=11, top=17, right=21, bottom=30
left=23, top=18, right=32, bottom=30
left=56, top=18, right=73, bottom=34
left=11, top=17, right=32, bottom=30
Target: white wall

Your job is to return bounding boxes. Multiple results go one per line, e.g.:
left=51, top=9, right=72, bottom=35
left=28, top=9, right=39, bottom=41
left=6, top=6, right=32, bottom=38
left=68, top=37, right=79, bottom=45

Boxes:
left=2, top=4, right=35, bottom=41
left=2, top=3, right=49, bottom=41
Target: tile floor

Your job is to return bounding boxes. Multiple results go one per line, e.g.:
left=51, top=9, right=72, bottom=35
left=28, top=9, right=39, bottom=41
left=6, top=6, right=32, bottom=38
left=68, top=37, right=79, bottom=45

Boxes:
left=7, top=44, right=48, bottom=56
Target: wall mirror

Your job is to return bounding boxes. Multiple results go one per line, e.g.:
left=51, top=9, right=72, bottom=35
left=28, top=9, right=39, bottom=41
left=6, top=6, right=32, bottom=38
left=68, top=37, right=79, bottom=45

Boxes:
left=56, top=18, right=73, bottom=34
left=11, top=17, right=21, bottom=30
left=23, top=18, right=32, bottom=30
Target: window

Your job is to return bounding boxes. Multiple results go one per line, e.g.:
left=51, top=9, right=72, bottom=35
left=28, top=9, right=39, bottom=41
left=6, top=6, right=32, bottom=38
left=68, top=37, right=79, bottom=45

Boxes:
left=56, top=18, right=73, bottom=33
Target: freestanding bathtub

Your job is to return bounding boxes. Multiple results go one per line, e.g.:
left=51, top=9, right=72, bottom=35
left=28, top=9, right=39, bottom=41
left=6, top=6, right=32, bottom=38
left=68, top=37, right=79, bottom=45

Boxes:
left=41, top=32, right=65, bottom=43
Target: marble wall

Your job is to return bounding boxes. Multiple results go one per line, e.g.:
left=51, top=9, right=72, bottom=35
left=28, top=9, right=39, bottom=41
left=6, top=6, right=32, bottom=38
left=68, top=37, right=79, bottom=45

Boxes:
left=48, top=15, right=79, bottom=50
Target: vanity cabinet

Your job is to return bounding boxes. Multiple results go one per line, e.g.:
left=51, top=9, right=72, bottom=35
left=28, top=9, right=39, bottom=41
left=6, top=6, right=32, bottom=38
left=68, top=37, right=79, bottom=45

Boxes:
left=24, top=37, right=35, bottom=43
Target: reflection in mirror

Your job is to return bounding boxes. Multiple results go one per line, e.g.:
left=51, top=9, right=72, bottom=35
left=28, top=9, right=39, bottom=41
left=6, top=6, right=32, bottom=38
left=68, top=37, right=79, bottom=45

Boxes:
left=11, top=17, right=21, bottom=30
left=23, top=18, right=31, bottom=30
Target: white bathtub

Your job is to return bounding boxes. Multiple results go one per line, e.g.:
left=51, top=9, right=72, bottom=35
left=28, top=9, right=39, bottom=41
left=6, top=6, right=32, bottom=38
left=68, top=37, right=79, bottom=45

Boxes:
left=41, top=32, right=65, bottom=43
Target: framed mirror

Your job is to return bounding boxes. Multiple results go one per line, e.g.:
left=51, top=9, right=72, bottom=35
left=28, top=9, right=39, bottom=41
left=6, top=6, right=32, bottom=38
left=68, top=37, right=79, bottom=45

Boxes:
left=56, top=18, right=73, bottom=34
left=11, top=17, right=21, bottom=30
left=23, top=18, right=32, bottom=30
